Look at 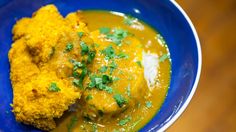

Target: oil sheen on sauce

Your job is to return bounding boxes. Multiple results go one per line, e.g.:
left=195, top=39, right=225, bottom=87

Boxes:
left=53, top=11, right=171, bottom=132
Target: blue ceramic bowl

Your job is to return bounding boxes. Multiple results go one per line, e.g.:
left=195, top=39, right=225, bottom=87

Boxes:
left=0, top=0, right=201, bottom=131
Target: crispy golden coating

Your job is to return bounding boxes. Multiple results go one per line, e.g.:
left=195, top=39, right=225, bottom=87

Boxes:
left=8, top=5, right=89, bottom=130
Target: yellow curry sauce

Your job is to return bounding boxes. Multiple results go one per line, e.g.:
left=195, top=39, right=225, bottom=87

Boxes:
left=8, top=5, right=171, bottom=132
left=53, top=11, right=171, bottom=131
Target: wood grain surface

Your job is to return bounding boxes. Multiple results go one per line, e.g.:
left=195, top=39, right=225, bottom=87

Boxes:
left=168, top=0, right=236, bottom=132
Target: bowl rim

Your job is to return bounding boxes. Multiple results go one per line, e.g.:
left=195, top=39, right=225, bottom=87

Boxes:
left=157, top=0, right=202, bottom=131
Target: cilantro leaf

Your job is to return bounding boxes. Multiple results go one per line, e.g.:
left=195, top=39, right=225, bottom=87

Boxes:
left=99, top=66, right=108, bottom=73
left=124, top=15, right=136, bottom=26
left=136, top=61, right=142, bottom=67
left=117, top=52, right=129, bottom=59
left=113, top=94, right=127, bottom=107
left=101, top=45, right=116, bottom=60
left=145, top=101, right=152, bottom=108
left=65, top=43, right=74, bottom=52
left=78, top=32, right=84, bottom=38
left=80, top=41, right=89, bottom=55
left=106, top=28, right=129, bottom=46
left=67, top=116, right=78, bottom=132
left=119, top=116, right=131, bottom=126
left=86, top=94, right=93, bottom=101
left=87, top=51, right=96, bottom=64
left=48, top=82, right=61, bottom=92
left=99, top=27, right=111, bottom=34
left=109, top=61, right=118, bottom=74
left=159, top=54, right=169, bottom=62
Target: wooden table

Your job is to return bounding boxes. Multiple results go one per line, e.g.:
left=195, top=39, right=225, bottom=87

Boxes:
left=168, top=0, right=236, bottom=131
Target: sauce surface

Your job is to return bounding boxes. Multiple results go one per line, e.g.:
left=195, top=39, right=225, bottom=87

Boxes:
left=53, top=11, right=171, bottom=132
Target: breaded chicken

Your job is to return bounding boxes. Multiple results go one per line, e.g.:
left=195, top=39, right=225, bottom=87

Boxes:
left=8, top=5, right=91, bottom=130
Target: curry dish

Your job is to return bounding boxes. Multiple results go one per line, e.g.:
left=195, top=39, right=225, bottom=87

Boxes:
left=8, top=5, right=171, bottom=131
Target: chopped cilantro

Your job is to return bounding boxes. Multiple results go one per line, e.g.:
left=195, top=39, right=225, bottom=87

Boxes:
left=78, top=32, right=84, bottom=38
left=80, top=41, right=89, bottom=55
left=73, top=67, right=87, bottom=88
left=136, top=61, right=142, bottom=67
left=101, top=45, right=116, bottom=60
left=126, top=84, right=131, bottom=97
left=119, top=116, right=131, bottom=126
left=87, top=51, right=96, bottom=63
left=92, top=123, right=98, bottom=132
left=70, top=60, right=84, bottom=70
left=109, top=61, right=118, bottom=74
left=72, top=71, right=80, bottom=78
left=48, top=82, right=61, bottom=92
left=86, top=94, right=93, bottom=101
left=106, top=28, right=129, bottom=46
left=124, top=15, right=136, bottom=26
left=67, top=116, right=78, bottom=132
left=65, top=43, right=74, bottom=52
left=102, top=74, right=113, bottom=84
left=117, top=52, right=129, bottom=59
left=145, top=101, right=152, bottom=108
left=99, top=66, right=108, bottom=73
left=99, top=27, right=111, bottom=34
left=159, top=54, right=169, bottom=62
left=113, top=94, right=127, bottom=107
left=88, top=74, right=113, bottom=93
left=95, top=43, right=100, bottom=47
left=113, top=77, right=120, bottom=81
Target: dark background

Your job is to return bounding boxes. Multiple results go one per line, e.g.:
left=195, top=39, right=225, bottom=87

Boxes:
left=168, top=0, right=236, bottom=131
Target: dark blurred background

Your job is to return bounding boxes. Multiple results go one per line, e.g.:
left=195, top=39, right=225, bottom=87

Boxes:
left=168, top=0, right=236, bottom=131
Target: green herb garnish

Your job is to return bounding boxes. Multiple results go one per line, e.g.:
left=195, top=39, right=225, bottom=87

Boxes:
left=99, top=27, right=111, bottom=34
left=86, top=94, right=93, bottom=101
left=92, top=123, right=98, bottom=132
left=87, top=51, right=96, bottom=63
left=117, top=52, right=129, bottom=59
left=136, top=61, right=142, bottom=67
left=113, top=94, right=127, bottom=107
left=159, top=54, right=169, bottom=62
left=99, top=66, right=108, bottom=73
left=65, top=43, right=74, bottom=52
left=80, top=41, right=89, bottom=55
left=109, top=60, right=118, bottom=74
left=119, top=116, right=131, bottom=126
left=124, top=15, right=136, bottom=26
left=106, top=28, right=129, bottom=46
left=88, top=74, right=113, bottom=93
left=78, top=32, right=84, bottom=38
left=126, top=84, right=131, bottom=97
left=67, top=116, right=78, bottom=132
left=101, top=45, right=116, bottom=60
left=145, top=101, right=152, bottom=108
left=48, top=82, right=61, bottom=92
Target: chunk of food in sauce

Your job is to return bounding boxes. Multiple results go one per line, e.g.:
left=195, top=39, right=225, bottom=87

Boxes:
left=8, top=4, right=171, bottom=132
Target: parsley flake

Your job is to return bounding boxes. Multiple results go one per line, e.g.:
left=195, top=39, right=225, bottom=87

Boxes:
left=136, top=61, right=142, bottom=67
left=159, top=54, right=169, bottom=62
left=117, top=52, right=129, bottom=59
left=119, top=116, right=131, bottom=126
left=99, top=27, right=111, bottom=34
left=78, top=32, right=84, bottom=38
left=67, top=116, right=78, bottom=132
left=124, top=15, right=136, bottom=26
left=65, top=43, right=74, bottom=52
left=99, top=66, right=108, bottom=73
left=80, top=41, right=89, bottom=55
left=146, top=101, right=152, bottom=108
left=113, top=94, right=127, bottom=107
left=48, top=82, right=61, bottom=92
left=86, top=94, right=93, bottom=101
left=101, top=45, right=116, bottom=60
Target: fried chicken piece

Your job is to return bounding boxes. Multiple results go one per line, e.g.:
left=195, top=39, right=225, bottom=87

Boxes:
left=8, top=5, right=91, bottom=131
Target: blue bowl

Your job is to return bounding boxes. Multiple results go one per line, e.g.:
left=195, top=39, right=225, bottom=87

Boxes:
left=0, top=0, right=201, bottom=131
